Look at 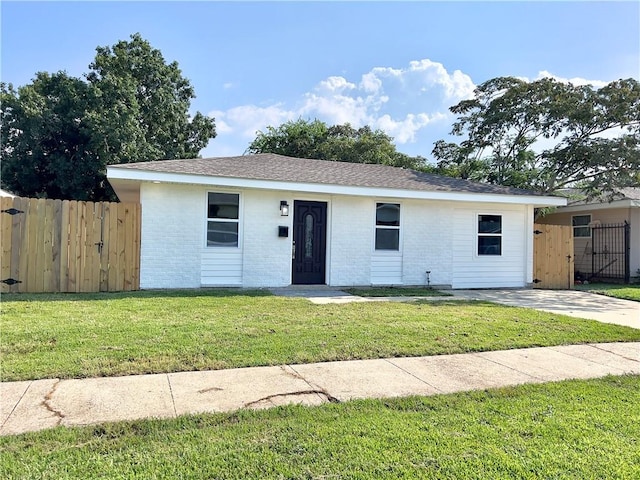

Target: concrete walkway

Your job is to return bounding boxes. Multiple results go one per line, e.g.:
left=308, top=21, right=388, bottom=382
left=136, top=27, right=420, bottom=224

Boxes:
left=1, top=342, right=638, bottom=436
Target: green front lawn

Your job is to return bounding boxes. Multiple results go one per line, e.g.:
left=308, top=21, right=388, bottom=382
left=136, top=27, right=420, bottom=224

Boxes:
left=575, top=283, right=640, bottom=302
left=2, top=290, right=639, bottom=381
left=2, top=376, right=638, bottom=479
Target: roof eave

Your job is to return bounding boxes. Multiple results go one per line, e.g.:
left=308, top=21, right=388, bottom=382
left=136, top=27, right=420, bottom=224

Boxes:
left=107, top=167, right=566, bottom=207
left=558, top=198, right=639, bottom=213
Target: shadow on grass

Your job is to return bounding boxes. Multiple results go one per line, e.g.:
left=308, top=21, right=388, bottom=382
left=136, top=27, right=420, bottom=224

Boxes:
left=1, top=288, right=274, bottom=303
left=344, top=287, right=452, bottom=297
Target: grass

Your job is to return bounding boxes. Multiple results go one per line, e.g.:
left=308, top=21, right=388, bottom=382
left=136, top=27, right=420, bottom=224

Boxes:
left=2, top=289, right=639, bottom=382
left=1, top=375, right=639, bottom=479
left=344, top=286, right=451, bottom=297
left=574, top=283, right=640, bottom=302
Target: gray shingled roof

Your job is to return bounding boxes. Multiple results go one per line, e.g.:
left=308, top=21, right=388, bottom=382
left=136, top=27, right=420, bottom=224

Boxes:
left=618, top=187, right=640, bottom=200
left=564, top=186, right=640, bottom=205
left=113, top=153, right=545, bottom=196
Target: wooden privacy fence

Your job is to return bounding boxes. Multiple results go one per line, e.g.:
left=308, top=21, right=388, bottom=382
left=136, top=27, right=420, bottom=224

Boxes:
left=533, top=223, right=574, bottom=290
left=1, top=196, right=140, bottom=293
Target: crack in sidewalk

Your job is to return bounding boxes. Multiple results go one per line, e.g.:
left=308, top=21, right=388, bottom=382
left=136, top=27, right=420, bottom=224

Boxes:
left=244, top=389, right=340, bottom=409
left=42, top=380, right=65, bottom=426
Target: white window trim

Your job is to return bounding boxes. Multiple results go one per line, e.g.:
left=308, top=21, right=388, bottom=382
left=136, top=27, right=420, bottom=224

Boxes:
left=205, top=190, right=242, bottom=249
left=373, top=201, right=402, bottom=254
left=476, top=213, right=503, bottom=257
left=572, top=214, right=592, bottom=238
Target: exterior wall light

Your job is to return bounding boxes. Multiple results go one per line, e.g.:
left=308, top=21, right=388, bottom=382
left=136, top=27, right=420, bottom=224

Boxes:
left=280, top=201, right=289, bottom=216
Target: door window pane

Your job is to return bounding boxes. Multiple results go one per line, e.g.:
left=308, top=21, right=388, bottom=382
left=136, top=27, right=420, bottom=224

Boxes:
left=304, top=214, right=314, bottom=258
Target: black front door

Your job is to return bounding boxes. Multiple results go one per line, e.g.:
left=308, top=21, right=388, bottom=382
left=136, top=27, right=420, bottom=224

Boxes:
left=292, top=201, right=327, bottom=285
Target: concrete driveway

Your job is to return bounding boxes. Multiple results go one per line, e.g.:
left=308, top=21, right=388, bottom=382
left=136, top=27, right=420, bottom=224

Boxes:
left=451, top=289, right=639, bottom=330
left=271, top=287, right=639, bottom=330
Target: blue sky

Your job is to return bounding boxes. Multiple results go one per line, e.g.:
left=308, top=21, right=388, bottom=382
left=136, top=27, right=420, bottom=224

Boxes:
left=2, top=1, right=639, bottom=161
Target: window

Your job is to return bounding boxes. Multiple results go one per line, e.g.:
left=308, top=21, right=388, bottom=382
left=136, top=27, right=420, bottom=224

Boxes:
left=478, top=214, right=502, bottom=255
left=572, top=214, right=591, bottom=238
left=375, top=203, right=400, bottom=250
left=207, top=192, right=239, bottom=247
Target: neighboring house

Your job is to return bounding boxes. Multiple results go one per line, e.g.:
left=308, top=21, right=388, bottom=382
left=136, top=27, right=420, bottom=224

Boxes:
left=539, top=188, right=640, bottom=283
left=107, top=154, right=565, bottom=290
left=0, top=188, right=16, bottom=198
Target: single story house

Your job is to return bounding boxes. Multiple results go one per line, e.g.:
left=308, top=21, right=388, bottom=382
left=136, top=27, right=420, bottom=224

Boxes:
left=538, top=187, right=640, bottom=282
left=107, top=154, right=566, bottom=290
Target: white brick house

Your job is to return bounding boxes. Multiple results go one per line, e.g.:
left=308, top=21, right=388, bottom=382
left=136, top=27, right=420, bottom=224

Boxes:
left=107, top=154, right=566, bottom=289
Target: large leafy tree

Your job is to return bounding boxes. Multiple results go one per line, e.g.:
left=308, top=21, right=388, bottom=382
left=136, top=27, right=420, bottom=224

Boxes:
left=1, top=34, right=215, bottom=201
left=0, top=72, right=108, bottom=199
left=247, top=118, right=426, bottom=169
left=86, top=33, right=215, bottom=164
left=432, top=76, right=640, bottom=195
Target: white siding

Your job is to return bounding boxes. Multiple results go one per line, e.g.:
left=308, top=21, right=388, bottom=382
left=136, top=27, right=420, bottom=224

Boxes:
left=452, top=204, right=528, bottom=289
left=139, top=182, right=203, bottom=289
left=371, top=255, right=403, bottom=284
left=201, top=251, right=242, bottom=286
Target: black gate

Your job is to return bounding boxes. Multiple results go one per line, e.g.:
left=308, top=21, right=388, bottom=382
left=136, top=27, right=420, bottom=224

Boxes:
left=590, top=222, right=630, bottom=283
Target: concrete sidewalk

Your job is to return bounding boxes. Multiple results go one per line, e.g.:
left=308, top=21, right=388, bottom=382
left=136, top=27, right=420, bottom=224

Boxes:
left=2, top=342, right=638, bottom=436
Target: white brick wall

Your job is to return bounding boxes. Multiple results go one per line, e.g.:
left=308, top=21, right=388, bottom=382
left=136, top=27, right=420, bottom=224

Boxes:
left=138, top=183, right=533, bottom=289
left=401, top=200, right=453, bottom=286
left=242, top=190, right=295, bottom=287
left=328, top=196, right=372, bottom=286
left=140, top=182, right=203, bottom=289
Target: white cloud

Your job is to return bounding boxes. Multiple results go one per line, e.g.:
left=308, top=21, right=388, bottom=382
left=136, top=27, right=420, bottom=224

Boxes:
left=536, top=71, right=609, bottom=88
left=205, top=57, right=474, bottom=157
left=203, top=62, right=615, bottom=159
left=374, top=112, right=447, bottom=144
left=211, top=104, right=296, bottom=138
left=317, top=76, right=356, bottom=93
left=360, top=72, right=382, bottom=93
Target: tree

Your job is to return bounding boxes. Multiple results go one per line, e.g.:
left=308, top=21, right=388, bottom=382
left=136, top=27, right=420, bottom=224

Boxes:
left=1, top=34, right=216, bottom=201
left=247, top=118, right=427, bottom=169
left=1, top=72, right=108, bottom=200
left=86, top=33, right=215, bottom=164
left=432, top=76, right=640, bottom=195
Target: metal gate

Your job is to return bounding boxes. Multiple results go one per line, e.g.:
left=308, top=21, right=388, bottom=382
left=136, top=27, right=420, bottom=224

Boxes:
left=590, top=222, right=630, bottom=283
